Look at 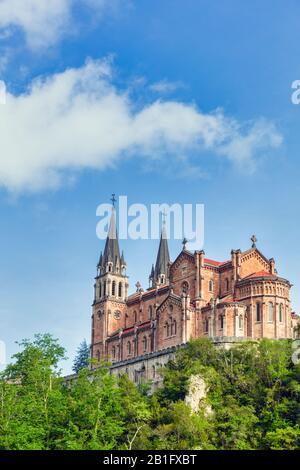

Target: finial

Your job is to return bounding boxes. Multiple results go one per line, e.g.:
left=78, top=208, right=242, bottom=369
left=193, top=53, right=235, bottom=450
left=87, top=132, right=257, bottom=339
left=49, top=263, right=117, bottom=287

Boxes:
left=251, top=234, right=257, bottom=248
left=149, top=264, right=154, bottom=279
left=135, top=281, right=141, bottom=292
left=182, top=237, right=188, bottom=250
left=111, top=193, right=117, bottom=208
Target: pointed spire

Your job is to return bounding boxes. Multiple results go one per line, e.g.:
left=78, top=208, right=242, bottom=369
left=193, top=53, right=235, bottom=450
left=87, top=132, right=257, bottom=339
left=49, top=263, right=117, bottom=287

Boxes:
left=100, top=201, right=122, bottom=273
left=152, top=219, right=170, bottom=286
left=149, top=264, right=155, bottom=288
left=149, top=264, right=155, bottom=279
left=98, top=251, right=103, bottom=267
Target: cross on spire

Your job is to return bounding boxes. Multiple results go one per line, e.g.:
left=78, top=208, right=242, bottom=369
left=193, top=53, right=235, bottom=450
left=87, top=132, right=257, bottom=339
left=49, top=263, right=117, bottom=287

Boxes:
left=182, top=237, right=188, bottom=250
left=111, top=193, right=116, bottom=208
left=251, top=234, right=257, bottom=248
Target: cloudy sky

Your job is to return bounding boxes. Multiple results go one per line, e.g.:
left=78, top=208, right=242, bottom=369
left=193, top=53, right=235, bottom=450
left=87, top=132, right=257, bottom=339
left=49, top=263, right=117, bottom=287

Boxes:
left=0, top=0, right=300, bottom=373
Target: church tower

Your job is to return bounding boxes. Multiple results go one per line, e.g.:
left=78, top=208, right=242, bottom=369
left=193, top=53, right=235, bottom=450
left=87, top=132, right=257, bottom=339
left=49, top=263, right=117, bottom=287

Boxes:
left=149, top=219, right=170, bottom=287
left=95, top=204, right=127, bottom=301
left=91, top=197, right=128, bottom=364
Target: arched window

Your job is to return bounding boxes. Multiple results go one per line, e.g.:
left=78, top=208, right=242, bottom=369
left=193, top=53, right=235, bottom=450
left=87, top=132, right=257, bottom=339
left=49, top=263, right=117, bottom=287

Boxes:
left=149, top=305, right=153, bottom=320
left=133, top=310, right=137, bottom=323
left=173, top=319, right=177, bottom=336
left=208, top=280, right=213, bottom=293
left=103, top=281, right=106, bottom=296
left=279, top=304, right=283, bottom=322
left=152, top=365, right=156, bottom=379
left=268, top=302, right=273, bottom=322
left=112, top=280, right=116, bottom=296
left=182, top=281, right=189, bottom=294
left=127, top=341, right=131, bottom=355
left=256, top=303, right=261, bottom=322
left=205, top=318, right=209, bottom=333
left=99, top=283, right=102, bottom=298
left=226, top=278, right=230, bottom=291
left=239, top=315, right=243, bottom=329
left=118, top=282, right=122, bottom=297
left=108, top=264, right=112, bottom=272
left=166, top=322, right=170, bottom=337
left=112, top=346, right=116, bottom=359
left=142, top=336, right=147, bottom=352
left=220, top=315, right=224, bottom=329
left=96, top=350, right=100, bottom=362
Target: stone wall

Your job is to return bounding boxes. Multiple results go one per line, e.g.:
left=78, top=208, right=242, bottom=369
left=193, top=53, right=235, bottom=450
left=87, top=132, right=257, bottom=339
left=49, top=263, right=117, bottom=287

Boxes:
left=110, top=345, right=179, bottom=391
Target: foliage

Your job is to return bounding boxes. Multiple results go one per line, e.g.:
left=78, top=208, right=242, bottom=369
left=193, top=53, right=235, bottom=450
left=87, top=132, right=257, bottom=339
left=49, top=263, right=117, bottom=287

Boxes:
left=72, top=339, right=90, bottom=374
left=0, top=334, right=299, bottom=450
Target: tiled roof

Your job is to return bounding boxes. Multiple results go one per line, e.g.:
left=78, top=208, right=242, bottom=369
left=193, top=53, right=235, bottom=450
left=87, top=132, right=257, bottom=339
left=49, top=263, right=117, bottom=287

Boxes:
left=219, top=295, right=241, bottom=304
left=138, top=321, right=151, bottom=328
left=245, top=270, right=274, bottom=279
left=109, top=320, right=151, bottom=339
left=123, top=327, right=134, bottom=334
left=220, top=296, right=234, bottom=303
left=127, top=285, right=168, bottom=301
left=204, top=258, right=230, bottom=266
left=204, top=295, right=240, bottom=307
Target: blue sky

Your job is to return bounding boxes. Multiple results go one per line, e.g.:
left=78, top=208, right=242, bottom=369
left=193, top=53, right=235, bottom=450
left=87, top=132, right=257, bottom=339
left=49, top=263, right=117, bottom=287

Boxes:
left=0, top=0, right=300, bottom=373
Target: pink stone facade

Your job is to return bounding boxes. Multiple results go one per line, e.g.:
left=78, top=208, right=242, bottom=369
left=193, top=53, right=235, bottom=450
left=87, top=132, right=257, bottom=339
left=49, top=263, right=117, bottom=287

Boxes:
left=91, top=233, right=300, bottom=369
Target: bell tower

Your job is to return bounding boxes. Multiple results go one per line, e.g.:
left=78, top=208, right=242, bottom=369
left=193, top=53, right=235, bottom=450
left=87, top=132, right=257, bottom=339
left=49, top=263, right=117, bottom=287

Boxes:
left=91, top=195, right=128, bottom=365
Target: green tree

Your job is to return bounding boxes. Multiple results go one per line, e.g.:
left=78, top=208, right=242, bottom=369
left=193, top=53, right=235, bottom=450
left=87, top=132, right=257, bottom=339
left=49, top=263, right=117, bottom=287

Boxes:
left=152, top=401, right=215, bottom=450
left=117, top=374, right=151, bottom=450
left=0, top=334, right=67, bottom=450
left=72, top=339, right=90, bottom=374
left=1, top=333, right=300, bottom=450
left=58, top=365, right=125, bottom=450
left=265, top=426, right=300, bottom=449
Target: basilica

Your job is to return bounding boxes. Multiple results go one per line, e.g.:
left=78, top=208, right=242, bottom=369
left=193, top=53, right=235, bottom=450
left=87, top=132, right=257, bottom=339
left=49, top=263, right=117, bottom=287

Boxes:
left=91, top=205, right=299, bottom=383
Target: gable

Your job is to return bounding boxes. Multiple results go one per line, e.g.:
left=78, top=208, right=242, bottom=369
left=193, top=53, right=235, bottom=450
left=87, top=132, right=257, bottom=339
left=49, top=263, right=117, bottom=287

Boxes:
left=157, top=292, right=182, bottom=314
left=240, top=249, right=271, bottom=278
left=170, top=250, right=194, bottom=276
left=169, top=251, right=195, bottom=298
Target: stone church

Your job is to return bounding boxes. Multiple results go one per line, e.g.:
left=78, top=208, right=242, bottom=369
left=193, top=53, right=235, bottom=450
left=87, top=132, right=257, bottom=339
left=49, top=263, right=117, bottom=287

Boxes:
left=91, top=205, right=299, bottom=384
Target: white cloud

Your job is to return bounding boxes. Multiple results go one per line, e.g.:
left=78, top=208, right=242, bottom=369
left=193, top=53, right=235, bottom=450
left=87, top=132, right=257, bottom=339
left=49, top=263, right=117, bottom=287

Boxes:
left=0, top=59, right=283, bottom=192
left=150, top=80, right=183, bottom=94
left=0, top=0, right=117, bottom=49
left=217, top=119, right=283, bottom=172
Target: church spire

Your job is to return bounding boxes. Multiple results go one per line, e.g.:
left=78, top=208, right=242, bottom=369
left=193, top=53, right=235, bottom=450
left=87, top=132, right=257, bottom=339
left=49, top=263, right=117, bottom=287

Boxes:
left=151, top=218, right=170, bottom=287
left=98, top=196, right=124, bottom=275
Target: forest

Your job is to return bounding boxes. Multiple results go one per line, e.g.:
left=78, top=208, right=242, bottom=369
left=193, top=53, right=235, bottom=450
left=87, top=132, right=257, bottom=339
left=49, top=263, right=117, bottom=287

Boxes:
left=0, top=334, right=300, bottom=450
